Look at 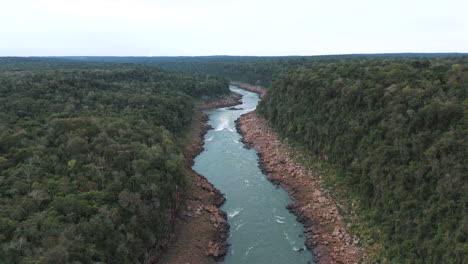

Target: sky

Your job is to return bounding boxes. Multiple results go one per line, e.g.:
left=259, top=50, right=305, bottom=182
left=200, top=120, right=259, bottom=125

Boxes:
left=1, top=0, right=467, bottom=56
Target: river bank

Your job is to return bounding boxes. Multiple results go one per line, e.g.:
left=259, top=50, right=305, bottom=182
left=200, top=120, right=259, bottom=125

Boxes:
left=195, top=92, right=242, bottom=111
left=230, top=82, right=266, bottom=99
left=237, top=111, right=364, bottom=263
left=155, top=92, right=242, bottom=264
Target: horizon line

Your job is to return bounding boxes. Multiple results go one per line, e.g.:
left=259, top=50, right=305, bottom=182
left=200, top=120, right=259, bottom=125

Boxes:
left=1, top=52, right=467, bottom=58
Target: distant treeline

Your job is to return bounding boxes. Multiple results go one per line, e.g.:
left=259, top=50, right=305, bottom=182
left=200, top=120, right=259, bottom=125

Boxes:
left=0, top=57, right=118, bottom=71
left=0, top=61, right=229, bottom=263
left=61, top=54, right=468, bottom=87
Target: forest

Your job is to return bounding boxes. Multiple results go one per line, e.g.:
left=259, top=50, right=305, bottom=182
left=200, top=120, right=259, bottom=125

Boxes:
left=74, top=54, right=467, bottom=263
left=64, top=54, right=468, bottom=87
left=257, top=58, right=467, bottom=263
left=75, top=54, right=467, bottom=262
left=0, top=60, right=229, bottom=263
left=1, top=55, right=466, bottom=263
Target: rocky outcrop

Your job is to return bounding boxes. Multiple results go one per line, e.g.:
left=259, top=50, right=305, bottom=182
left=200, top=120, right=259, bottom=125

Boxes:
left=237, top=112, right=364, bottom=264
left=231, top=82, right=266, bottom=99
left=195, top=92, right=242, bottom=110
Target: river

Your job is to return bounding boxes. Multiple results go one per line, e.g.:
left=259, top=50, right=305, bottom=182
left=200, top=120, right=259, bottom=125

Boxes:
left=193, top=85, right=314, bottom=264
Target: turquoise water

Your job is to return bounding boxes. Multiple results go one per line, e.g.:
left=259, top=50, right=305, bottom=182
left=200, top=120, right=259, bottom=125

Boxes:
left=193, top=86, right=314, bottom=264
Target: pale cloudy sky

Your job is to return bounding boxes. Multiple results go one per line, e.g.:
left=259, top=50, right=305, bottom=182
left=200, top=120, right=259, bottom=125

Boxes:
left=1, top=0, right=467, bottom=56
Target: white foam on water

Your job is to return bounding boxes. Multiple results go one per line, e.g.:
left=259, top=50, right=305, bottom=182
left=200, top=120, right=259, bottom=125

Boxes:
left=245, top=246, right=254, bottom=256
left=293, top=247, right=304, bottom=252
left=276, top=219, right=285, bottom=224
left=228, top=208, right=243, bottom=218
left=214, top=114, right=230, bottom=131
left=284, top=230, right=299, bottom=247
left=244, top=180, right=250, bottom=187
left=206, top=136, right=214, bottom=142
left=236, top=223, right=245, bottom=230
left=275, top=215, right=286, bottom=224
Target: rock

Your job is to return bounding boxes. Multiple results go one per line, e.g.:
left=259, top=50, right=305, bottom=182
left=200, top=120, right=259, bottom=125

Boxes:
left=203, top=205, right=217, bottom=213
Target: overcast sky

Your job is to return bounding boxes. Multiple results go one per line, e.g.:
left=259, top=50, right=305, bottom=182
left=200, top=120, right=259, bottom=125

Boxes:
left=1, top=0, right=467, bottom=56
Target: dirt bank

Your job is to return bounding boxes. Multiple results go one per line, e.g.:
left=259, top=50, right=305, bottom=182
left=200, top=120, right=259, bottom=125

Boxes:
left=237, top=112, right=364, bottom=263
left=154, top=92, right=242, bottom=264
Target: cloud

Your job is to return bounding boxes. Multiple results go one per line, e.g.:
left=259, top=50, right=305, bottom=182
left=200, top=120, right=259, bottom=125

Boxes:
left=41, top=0, right=202, bottom=22
left=1, top=0, right=467, bottom=55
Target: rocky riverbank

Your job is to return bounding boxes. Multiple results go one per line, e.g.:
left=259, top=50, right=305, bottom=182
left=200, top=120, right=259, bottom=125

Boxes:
left=195, top=92, right=242, bottom=111
left=155, top=92, right=242, bottom=264
left=230, top=82, right=266, bottom=99
left=237, top=112, right=364, bottom=263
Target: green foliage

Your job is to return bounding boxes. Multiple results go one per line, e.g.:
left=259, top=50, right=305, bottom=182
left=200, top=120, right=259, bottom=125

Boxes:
left=78, top=54, right=466, bottom=262
left=63, top=54, right=468, bottom=87
left=257, top=58, right=468, bottom=263
left=0, top=62, right=229, bottom=263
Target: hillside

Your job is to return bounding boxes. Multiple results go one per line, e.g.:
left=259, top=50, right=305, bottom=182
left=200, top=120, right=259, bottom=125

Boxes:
left=0, top=60, right=229, bottom=263
left=257, top=58, right=467, bottom=263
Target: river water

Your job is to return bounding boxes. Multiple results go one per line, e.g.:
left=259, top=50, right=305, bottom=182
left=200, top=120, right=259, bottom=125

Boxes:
left=193, top=86, right=314, bottom=264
